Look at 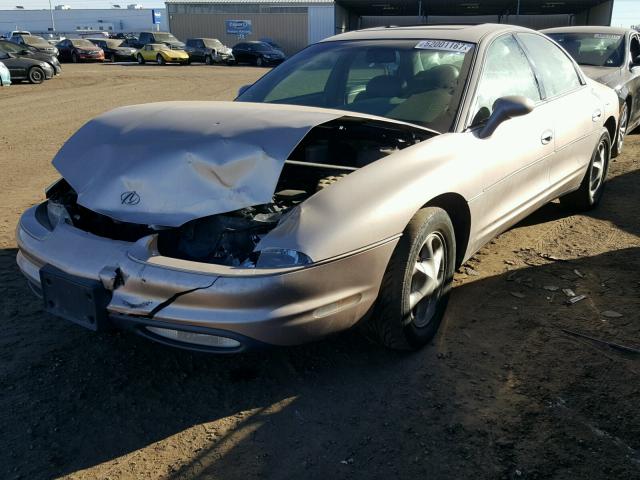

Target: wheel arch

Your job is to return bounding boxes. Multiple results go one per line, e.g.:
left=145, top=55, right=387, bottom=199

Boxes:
left=604, top=115, right=617, bottom=144
left=423, top=193, right=471, bottom=268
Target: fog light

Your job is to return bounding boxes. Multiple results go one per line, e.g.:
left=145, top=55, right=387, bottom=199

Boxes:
left=146, top=326, right=241, bottom=348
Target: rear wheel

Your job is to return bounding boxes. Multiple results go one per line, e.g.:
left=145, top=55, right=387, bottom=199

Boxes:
left=136, top=54, right=145, bottom=65
left=109, top=53, right=116, bottom=62
left=361, top=207, right=456, bottom=350
left=560, top=129, right=610, bottom=211
left=612, top=101, right=629, bottom=157
left=28, top=66, right=45, bottom=84
left=156, top=54, right=165, bottom=65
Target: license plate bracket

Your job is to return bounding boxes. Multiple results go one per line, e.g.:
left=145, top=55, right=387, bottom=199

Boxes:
left=40, top=265, right=112, bottom=331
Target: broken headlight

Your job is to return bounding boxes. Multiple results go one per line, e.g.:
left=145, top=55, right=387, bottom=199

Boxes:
left=254, top=248, right=312, bottom=268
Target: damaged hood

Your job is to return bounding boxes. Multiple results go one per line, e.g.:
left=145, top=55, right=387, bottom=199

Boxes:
left=53, top=101, right=343, bottom=227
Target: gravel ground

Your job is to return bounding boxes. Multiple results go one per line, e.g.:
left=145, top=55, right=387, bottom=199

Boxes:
left=1, top=64, right=639, bottom=480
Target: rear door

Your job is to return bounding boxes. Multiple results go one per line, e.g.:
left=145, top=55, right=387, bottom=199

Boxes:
left=517, top=32, right=598, bottom=190
left=628, top=33, right=640, bottom=128
left=462, top=34, right=555, bottom=251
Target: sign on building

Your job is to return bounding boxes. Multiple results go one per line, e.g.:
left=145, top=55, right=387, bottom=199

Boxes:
left=225, top=20, right=252, bottom=37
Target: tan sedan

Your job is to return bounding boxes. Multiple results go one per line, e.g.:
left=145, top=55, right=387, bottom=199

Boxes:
left=17, top=24, right=618, bottom=352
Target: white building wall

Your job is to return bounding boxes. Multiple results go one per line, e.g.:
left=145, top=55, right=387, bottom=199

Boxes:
left=308, top=5, right=334, bottom=44
left=0, top=8, right=168, bottom=35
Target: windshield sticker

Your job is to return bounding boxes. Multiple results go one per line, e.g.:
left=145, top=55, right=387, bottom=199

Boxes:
left=415, top=40, right=473, bottom=53
left=594, top=34, right=621, bottom=39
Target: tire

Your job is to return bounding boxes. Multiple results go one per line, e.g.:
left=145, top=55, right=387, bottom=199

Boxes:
left=612, top=100, right=629, bottom=158
left=156, top=54, right=165, bottom=65
left=28, top=66, right=45, bottom=84
left=71, top=52, right=79, bottom=63
left=361, top=207, right=456, bottom=350
left=205, top=54, right=213, bottom=65
left=109, top=53, right=116, bottom=63
left=137, top=54, right=145, bottom=65
left=256, top=56, right=263, bottom=67
left=560, top=129, right=611, bottom=211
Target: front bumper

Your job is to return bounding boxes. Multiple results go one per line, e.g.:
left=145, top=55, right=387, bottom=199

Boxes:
left=17, top=203, right=396, bottom=350
left=42, top=64, right=54, bottom=79
left=78, top=53, right=104, bottom=62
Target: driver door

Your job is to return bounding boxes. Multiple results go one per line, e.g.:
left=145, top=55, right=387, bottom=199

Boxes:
left=462, top=34, right=555, bottom=253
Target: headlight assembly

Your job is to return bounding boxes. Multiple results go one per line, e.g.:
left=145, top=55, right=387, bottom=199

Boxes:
left=254, top=248, right=312, bottom=268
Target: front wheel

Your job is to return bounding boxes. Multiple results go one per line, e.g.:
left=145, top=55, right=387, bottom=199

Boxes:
left=612, top=101, right=629, bottom=157
left=156, top=54, right=165, bottom=65
left=71, top=52, right=79, bottom=63
left=255, top=56, right=263, bottom=67
left=361, top=207, right=456, bottom=350
left=560, top=129, right=611, bottom=211
left=28, top=66, right=45, bottom=84
left=136, top=54, right=145, bottom=65
left=205, top=54, right=213, bottom=65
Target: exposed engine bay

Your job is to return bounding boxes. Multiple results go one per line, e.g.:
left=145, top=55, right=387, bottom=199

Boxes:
left=45, top=117, right=432, bottom=267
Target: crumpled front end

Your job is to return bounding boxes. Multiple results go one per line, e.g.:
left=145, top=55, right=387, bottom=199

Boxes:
left=17, top=202, right=395, bottom=349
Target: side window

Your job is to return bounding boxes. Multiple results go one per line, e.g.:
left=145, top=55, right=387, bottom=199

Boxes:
left=517, top=33, right=582, bottom=98
left=185, top=39, right=193, bottom=47
left=197, top=40, right=205, bottom=48
left=140, top=33, right=150, bottom=43
left=471, top=35, right=541, bottom=124
left=630, top=35, right=640, bottom=63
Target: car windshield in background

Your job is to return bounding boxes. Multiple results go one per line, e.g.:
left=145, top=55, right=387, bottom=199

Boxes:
left=155, top=33, right=179, bottom=43
left=237, top=39, right=475, bottom=132
left=547, top=32, right=625, bottom=67
left=252, top=43, right=273, bottom=52
left=71, top=39, right=95, bottom=48
left=0, top=41, right=22, bottom=53
left=106, top=39, right=124, bottom=48
left=204, top=39, right=223, bottom=49
left=23, top=36, right=50, bottom=47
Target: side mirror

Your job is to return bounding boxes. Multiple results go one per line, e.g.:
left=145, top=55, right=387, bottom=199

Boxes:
left=478, top=95, right=535, bottom=139
left=237, top=84, right=252, bottom=97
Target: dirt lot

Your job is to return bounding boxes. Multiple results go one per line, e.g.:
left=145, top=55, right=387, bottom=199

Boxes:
left=1, top=64, right=639, bottom=480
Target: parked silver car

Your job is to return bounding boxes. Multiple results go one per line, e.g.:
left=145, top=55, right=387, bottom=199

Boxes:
left=16, top=24, right=618, bottom=352
left=542, top=26, right=640, bottom=156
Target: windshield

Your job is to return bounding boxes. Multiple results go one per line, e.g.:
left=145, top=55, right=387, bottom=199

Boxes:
left=106, top=39, right=123, bottom=48
left=23, top=36, right=50, bottom=47
left=204, top=39, right=223, bottom=49
left=0, top=41, right=22, bottom=53
left=237, top=39, right=475, bottom=132
left=154, top=33, right=180, bottom=43
left=547, top=32, right=626, bottom=67
left=71, top=39, right=95, bottom=48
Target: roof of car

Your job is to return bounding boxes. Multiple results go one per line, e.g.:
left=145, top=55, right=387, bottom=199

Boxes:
left=542, top=26, right=631, bottom=35
left=324, top=23, right=531, bottom=43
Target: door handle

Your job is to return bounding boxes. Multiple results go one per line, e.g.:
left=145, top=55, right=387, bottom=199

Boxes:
left=541, top=130, right=553, bottom=145
left=592, top=109, right=602, bottom=121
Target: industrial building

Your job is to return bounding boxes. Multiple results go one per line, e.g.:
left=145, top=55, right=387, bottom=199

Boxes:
left=166, top=0, right=617, bottom=55
left=0, top=8, right=168, bottom=36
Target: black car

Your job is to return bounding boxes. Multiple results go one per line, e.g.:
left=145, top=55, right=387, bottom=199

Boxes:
left=88, top=38, right=137, bottom=62
left=231, top=41, right=286, bottom=67
left=0, top=40, right=61, bottom=75
left=137, top=31, right=185, bottom=50
left=185, top=38, right=234, bottom=64
left=10, top=34, right=59, bottom=57
left=0, top=49, right=54, bottom=83
left=543, top=26, right=640, bottom=156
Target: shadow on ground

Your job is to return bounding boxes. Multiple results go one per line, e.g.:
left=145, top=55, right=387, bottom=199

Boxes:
left=0, top=166, right=638, bottom=480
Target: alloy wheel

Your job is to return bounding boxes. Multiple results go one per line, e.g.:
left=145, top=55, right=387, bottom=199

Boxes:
left=589, top=139, right=608, bottom=201
left=617, top=103, right=628, bottom=153
left=409, top=232, right=447, bottom=328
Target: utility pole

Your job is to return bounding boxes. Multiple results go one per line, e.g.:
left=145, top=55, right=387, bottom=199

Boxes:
left=48, top=0, right=55, bottom=31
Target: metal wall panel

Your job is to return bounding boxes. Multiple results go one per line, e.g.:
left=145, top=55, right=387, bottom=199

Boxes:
left=169, top=11, right=308, bottom=54
left=307, top=5, right=334, bottom=43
